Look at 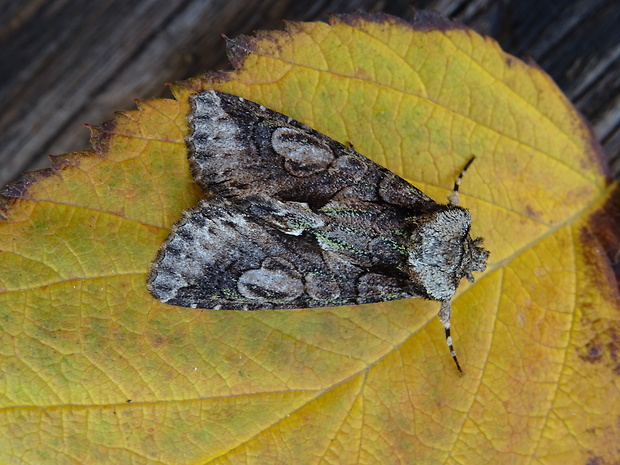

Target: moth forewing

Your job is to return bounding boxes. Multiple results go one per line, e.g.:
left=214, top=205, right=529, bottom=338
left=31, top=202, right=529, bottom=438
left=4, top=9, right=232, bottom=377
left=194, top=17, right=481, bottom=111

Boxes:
left=147, top=90, right=489, bottom=373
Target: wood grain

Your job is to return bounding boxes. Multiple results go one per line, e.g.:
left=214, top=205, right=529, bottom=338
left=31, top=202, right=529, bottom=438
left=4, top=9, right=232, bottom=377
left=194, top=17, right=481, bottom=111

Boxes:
left=1, top=0, right=618, bottom=188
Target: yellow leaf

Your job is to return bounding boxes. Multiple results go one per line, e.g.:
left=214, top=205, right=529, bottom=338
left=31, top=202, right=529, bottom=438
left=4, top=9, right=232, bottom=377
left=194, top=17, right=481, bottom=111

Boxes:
left=1, top=11, right=618, bottom=464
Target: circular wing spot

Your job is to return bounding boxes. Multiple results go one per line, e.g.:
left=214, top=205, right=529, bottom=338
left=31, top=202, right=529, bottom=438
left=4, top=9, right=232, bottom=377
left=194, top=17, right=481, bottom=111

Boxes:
left=238, top=257, right=304, bottom=301
left=272, top=127, right=335, bottom=177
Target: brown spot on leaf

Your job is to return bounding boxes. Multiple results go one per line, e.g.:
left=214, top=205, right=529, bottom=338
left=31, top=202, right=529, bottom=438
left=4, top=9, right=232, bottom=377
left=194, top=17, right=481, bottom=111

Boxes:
left=225, top=35, right=256, bottom=70
left=577, top=188, right=620, bottom=376
left=0, top=168, right=57, bottom=217
left=88, top=119, right=118, bottom=155
left=578, top=327, right=620, bottom=376
left=49, top=153, right=81, bottom=170
left=1, top=169, right=55, bottom=199
left=582, top=186, right=620, bottom=294
left=525, top=205, right=544, bottom=221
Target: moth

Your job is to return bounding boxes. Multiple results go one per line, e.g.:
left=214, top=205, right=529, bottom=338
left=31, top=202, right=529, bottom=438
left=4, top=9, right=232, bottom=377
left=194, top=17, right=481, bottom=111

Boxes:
left=147, top=90, right=489, bottom=373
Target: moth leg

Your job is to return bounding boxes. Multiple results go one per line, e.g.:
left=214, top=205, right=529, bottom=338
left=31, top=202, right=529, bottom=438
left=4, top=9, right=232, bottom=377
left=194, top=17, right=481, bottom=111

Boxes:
left=447, top=156, right=476, bottom=206
left=438, top=300, right=464, bottom=375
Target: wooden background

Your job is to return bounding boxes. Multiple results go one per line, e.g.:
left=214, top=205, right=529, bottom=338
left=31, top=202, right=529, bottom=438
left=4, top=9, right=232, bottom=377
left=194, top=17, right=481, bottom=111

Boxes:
left=1, top=0, right=619, bottom=189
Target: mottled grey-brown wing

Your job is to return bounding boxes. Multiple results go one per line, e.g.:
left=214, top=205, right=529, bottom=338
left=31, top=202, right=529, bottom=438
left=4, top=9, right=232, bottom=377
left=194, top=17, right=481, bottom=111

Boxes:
left=147, top=198, right=420, bottom=310
left=186, top=91, right=436, bottom=214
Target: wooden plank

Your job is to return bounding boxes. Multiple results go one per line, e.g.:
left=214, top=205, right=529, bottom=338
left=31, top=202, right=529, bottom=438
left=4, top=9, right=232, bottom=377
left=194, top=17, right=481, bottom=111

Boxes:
left=1, top=0, right=618, bottom=187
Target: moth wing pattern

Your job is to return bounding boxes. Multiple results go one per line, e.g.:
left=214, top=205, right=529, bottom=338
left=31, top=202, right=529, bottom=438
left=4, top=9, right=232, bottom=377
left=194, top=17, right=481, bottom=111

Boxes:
left=185, top=90, right=437, bottom=212
left=147, top=197, right=419, bottom=310
left=147, top=90, right=490, bottom=372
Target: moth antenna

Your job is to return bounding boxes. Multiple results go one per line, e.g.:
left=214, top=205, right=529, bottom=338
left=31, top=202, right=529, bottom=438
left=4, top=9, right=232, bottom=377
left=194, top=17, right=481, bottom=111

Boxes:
left=448, top=156, right=476, bottom=206
left=439, top=300, right=464, bottom=375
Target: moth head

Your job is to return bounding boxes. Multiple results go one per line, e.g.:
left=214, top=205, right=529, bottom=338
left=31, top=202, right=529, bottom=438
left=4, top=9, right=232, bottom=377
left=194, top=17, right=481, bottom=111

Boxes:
left=406, top=206, right=489, bottom=301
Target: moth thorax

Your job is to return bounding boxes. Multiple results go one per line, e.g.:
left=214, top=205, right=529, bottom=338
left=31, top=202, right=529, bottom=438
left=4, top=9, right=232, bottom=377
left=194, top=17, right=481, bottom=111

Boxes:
left=406, top=207, right=478, bottom=301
